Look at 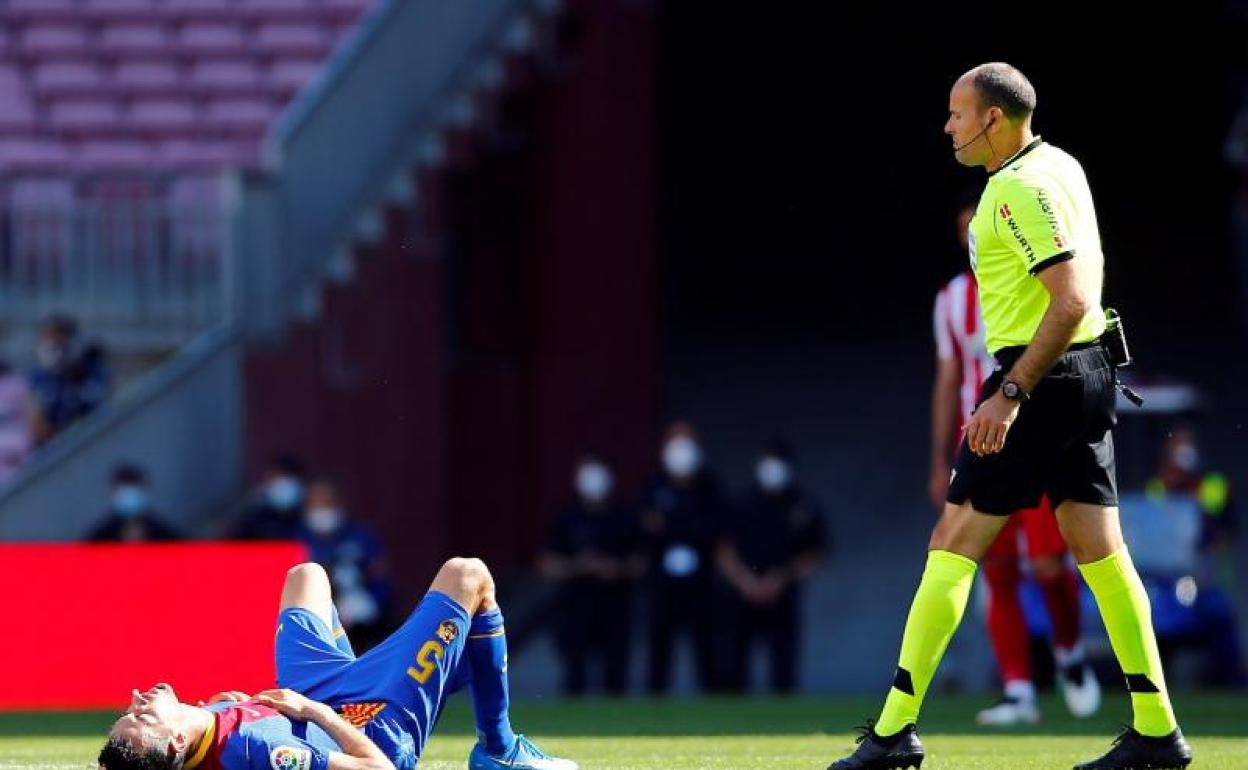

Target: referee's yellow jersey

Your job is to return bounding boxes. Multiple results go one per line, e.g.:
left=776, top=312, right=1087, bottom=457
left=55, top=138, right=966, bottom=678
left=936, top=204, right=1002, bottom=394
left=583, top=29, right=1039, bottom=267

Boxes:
left=968, top=137, right=1107, bottom=355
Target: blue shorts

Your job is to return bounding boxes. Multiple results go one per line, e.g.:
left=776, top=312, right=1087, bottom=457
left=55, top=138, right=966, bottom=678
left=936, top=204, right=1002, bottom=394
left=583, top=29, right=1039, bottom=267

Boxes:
left=275, top=591, right=471, bottom=767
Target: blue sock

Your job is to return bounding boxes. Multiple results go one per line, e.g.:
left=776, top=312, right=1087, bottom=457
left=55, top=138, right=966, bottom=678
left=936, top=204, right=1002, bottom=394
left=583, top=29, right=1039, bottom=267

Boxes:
left=330, top=604, right=356, bottom=657
left=467, top=608, right=515, bottom=754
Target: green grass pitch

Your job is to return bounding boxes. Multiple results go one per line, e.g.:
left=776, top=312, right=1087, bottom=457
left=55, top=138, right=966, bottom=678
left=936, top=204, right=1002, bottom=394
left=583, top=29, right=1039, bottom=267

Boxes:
left=4, top=693, right=1245, bottom=769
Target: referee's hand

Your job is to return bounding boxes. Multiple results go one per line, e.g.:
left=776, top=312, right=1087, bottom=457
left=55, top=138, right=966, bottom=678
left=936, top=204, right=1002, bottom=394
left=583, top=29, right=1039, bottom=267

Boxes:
left=965, top=391, right=1020, bottom=456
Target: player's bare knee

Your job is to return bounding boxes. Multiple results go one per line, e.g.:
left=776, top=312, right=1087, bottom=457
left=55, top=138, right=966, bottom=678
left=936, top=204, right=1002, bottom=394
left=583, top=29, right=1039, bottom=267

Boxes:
left=440, top=557, right=493, bottom=597
left=284, top=562, right=329, bottom=591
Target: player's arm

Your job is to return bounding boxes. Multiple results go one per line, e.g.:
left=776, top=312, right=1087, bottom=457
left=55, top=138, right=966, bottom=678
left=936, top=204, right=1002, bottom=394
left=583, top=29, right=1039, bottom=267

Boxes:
left=254, top=689, right=395, bottom=770
left=1004, top=259, right=1092, bottom=392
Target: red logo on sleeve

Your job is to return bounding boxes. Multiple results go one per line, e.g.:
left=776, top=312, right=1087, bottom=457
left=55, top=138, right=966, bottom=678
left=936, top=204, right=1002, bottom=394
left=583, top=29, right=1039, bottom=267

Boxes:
left=999, top=204, right=1012, bottom=219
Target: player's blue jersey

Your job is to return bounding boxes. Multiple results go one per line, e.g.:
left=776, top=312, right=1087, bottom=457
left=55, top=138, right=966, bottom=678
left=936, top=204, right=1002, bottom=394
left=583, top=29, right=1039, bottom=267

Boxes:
left=272, top=592, right=471, bottom=770
left=186, top=592, right=469, bottom=770
left=183, top=701, right=338, bottom=770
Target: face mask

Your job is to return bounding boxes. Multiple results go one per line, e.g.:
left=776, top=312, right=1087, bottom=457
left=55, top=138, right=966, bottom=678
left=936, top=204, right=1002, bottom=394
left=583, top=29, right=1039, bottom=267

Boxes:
left=662, top=437, right=702, bottom=478
left=112, top=485, right=148, bottom=517
left=756, top=457, right=791, bottom=492
left=266, top=477, right=303, bottom=510
left=305, top=507, right=343, bottom=536
left=576, top=463, right=613, bottom=503
left=1173, top=444, right=1199, bottom=473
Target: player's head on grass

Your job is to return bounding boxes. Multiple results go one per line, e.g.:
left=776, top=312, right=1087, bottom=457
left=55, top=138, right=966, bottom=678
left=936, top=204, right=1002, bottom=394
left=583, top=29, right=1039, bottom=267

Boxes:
left=945, top=62, right=1036, bottom=169
left=98, top=683, right=193, bottom=770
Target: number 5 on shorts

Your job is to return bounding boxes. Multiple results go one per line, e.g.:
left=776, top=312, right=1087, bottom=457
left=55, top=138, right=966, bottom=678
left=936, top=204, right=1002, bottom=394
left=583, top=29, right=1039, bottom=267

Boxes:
left=406, top=640, right=444, bottom=684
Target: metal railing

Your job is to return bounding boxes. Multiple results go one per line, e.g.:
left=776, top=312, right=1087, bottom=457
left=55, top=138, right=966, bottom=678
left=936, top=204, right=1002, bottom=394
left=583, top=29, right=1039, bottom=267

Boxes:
left=0, top=189, right=228, bottom=353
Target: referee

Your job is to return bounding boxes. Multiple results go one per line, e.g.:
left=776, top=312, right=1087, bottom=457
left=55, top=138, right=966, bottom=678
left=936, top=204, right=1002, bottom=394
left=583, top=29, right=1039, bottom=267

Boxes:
left=827, top=63, right=1191, bottom=770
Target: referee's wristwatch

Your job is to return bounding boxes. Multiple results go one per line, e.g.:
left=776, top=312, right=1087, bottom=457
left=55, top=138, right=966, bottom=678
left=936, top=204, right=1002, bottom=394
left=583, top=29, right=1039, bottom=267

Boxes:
left=1001, top=379, right=1030, bottom=403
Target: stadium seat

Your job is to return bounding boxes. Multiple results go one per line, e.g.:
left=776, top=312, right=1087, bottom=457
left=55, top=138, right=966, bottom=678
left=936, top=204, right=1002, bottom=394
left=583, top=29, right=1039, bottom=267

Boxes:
left=114, top=61, right=184, bottom=97
left=3, top=0, right=81, bottom=24
left=158, top=138, right=254, bottom=169
left=0, top=95, right=39, bottom=137
left=254, top=23, right=332, bottom=58
left=163, top=0, right=245, bottom=23
left=48, top=98, right=124, bottom=135
left=32, top=62, right=108, bottom=98
left=20, top=25, right=91, bottom=59
left=188, top=59, right=265, bottom=97
left=322, top=0, right=373, bottom=23
left=240, top=0, right=321, bottom=23
left=204, top=98, right=276, bottom=135
left=78, top=139, right=157, bottom=170
left=99, top=24, right=170, bottom=58
left=0, top=140, right=74, bottom=173
left=177, top=23, right=250, bottom=58
left=129, top=98, right=201, bottom=133
left=267, top=58, right=322, bottom=97
left=82, top=0, right=163, bottom=22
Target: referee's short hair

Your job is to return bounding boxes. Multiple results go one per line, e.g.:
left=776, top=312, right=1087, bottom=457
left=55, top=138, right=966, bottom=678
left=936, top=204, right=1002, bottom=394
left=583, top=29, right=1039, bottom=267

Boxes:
left=968, top=63, right=1036, bottom=122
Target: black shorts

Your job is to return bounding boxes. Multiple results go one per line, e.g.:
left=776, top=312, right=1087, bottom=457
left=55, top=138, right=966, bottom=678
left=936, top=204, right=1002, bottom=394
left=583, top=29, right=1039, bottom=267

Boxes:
left=947, top=344, right=1119, bottom=516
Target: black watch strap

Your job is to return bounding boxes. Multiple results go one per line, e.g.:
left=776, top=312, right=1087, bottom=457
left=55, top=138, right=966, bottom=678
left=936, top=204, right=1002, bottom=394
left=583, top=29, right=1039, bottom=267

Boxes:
left=1002, top=379, right=1030, bottom=403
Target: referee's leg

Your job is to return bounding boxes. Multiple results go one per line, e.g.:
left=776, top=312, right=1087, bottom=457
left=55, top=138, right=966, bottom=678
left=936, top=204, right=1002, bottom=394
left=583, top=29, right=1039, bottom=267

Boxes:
left=869, top=502, right=1006, bottom=736
left=1056, top=502, right=1179, bottom=738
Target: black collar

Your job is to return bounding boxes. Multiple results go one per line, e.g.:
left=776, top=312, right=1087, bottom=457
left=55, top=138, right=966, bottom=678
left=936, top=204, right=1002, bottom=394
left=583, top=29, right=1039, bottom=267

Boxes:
left=988, top=137, right=1043, bottom=177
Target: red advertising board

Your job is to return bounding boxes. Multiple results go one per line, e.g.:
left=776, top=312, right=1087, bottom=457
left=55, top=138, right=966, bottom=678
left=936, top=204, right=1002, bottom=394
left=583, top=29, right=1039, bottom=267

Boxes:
left=0, top=542, right=308, bottom=710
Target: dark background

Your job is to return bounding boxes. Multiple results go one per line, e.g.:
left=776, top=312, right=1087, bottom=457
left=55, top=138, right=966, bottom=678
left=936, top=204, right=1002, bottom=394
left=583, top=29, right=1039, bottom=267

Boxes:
left=658, top=3, right=1246, bottom=354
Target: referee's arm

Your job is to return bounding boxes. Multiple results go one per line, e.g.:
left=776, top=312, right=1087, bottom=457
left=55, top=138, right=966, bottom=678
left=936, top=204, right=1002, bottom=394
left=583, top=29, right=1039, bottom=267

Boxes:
left=1003, top=258, right=1094, bottom=392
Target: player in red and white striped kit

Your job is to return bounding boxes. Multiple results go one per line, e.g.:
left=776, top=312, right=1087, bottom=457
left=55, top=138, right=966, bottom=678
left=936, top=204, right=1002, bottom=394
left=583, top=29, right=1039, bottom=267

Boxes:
left=929, top=200, right=1101, bottom=726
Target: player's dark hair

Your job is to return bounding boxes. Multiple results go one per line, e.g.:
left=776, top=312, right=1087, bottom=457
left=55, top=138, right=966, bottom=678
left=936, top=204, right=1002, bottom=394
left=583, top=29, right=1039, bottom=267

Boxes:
left=97, top=736, right=176, bottom=770
left=969, top=63, right=1036, bottom=121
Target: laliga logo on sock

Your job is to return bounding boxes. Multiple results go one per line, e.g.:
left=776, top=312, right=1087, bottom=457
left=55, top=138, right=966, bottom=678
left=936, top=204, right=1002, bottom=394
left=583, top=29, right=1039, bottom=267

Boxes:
left=270, top=746, right=312, bottom=770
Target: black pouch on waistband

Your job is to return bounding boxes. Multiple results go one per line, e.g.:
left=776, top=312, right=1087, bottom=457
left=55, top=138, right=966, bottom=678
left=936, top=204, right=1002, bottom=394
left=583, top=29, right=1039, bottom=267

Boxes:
left=1100, top=308, right=1133, bottom=369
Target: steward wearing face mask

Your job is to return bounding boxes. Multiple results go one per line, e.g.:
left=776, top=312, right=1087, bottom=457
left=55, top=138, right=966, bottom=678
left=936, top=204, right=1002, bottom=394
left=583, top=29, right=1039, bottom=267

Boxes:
left=715, top=440, right=827, bottom=693
left=233, top=453, right=307, bottom=540
left=539, top=455, right=641, bottom=695
left=294, top=478, right=393, bottom=653
left=86, top=463, right=181, bottom=543
left=639, top=422, right=727, bottom=694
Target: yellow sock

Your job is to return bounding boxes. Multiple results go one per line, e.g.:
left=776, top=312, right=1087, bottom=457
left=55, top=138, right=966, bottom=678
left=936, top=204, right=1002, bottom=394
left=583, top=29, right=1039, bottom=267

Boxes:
left=875, top=550, right=977, bottom=736
left=1079, top=547, right=1177, bottom=737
